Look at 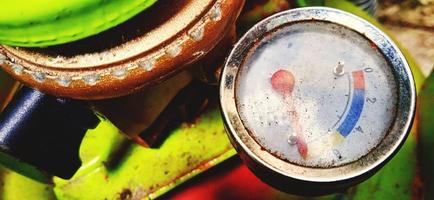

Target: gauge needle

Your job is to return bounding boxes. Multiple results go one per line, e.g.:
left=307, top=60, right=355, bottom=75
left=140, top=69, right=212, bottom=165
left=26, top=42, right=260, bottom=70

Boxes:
left=271, top=69, right=308, bottom=159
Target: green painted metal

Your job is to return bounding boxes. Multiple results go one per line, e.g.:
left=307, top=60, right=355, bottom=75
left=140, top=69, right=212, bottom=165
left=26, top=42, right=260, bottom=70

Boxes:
left=53, top=109, right=235, bottom=200
left=0, top=0, right=157, bottom=47
left=0, top=150, right=50, bottom=184
left=0, top=167, right=56, bottom=200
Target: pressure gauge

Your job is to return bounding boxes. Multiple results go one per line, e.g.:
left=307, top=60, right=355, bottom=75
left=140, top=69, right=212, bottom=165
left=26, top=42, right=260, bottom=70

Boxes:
left=220, top=7, right=415, bottom=195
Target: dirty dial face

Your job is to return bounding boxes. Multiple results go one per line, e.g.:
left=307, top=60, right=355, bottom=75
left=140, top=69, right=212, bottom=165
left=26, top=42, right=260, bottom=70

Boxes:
left=236, top=21, right=398, bottom=167
left=221, top=7, right=415, bottom=194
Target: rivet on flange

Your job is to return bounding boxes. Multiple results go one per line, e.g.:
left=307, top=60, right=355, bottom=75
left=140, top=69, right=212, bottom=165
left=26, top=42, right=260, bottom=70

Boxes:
left=166, top=44, right=182, bottom=57
left=139, top=59, right=155, bottom=72
left=189, top=25, right=205, bottom=41
left=32, top=71, right=46, bottom=83
left=210, top=5, right=222, bottom=21
left=112, top=68, right=127, bottom=79
left=57, top=76, right=72, bottom=87
left=83, top=74, right=100, bottom=86
left=11, top=64, right=24, bottom=75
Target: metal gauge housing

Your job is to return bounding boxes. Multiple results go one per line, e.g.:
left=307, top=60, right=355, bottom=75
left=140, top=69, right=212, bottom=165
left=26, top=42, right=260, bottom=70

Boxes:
left=220, top=7, right=415, bottom=195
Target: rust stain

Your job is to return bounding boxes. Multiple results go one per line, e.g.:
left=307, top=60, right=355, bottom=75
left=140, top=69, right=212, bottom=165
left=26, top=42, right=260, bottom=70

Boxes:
left=119, top=188, right=132, bottom=200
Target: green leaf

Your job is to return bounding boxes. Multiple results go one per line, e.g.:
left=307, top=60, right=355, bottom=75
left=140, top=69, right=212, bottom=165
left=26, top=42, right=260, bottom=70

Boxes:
left=419, top=71, right=434, bottom=199
left=296, top=0, right=325, bottom=6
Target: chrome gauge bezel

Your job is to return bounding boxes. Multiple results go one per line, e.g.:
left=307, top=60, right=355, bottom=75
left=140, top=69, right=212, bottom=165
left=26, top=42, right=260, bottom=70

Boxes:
left=220, top=7, right=415, bottom=195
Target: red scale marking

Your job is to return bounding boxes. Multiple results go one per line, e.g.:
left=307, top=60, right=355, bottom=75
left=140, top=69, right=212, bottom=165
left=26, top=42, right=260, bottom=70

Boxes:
left=352, top=70, right=365, bottom=90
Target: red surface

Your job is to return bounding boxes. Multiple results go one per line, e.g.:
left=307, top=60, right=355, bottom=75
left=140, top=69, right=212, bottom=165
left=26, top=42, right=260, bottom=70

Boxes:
left=165, top=158, right=278, bottom=200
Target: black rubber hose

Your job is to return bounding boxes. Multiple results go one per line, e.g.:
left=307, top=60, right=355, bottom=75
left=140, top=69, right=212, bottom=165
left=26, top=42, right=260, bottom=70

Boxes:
left=0, top=86, right=99, bottom=180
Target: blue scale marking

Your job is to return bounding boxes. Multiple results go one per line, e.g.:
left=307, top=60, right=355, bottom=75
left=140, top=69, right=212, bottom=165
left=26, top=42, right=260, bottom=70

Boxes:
left=336, top=89, right=365, bottom=137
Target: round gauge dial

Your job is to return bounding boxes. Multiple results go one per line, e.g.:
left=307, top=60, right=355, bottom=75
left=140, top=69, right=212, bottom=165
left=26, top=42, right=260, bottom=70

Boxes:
left=220, top=7, right=415, bottom=195
left=236, top=21, right=397, bottom=167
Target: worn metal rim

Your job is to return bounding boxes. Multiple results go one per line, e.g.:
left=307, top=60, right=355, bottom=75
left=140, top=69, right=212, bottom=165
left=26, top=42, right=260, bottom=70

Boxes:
left=220, top=7, right=415, bottom=192
left=0, top=0, right=245, bottom=99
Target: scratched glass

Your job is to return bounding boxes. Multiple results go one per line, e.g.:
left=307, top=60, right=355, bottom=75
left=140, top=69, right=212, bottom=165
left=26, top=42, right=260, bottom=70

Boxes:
left=236, top=21, right=398, bottom=167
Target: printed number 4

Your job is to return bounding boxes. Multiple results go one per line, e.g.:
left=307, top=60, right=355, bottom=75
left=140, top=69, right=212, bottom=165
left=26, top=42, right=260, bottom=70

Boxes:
left=366, top=97, right=377, bottom=103
left=355, top=126, right=364, bottom=133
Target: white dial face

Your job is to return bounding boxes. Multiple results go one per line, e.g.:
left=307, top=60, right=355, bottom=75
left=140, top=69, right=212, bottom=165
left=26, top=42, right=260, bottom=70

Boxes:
left=236, top=21, right=398, bottom=167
